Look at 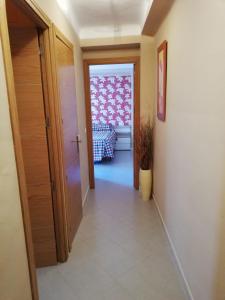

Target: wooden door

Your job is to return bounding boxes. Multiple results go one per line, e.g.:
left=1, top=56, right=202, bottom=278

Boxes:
left=9, top=26, right=57, bottom=267
left=54, top=31, right=82, bottom=248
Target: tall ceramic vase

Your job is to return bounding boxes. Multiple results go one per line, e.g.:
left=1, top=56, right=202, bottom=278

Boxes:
left=139, top=169, right=152, bottom=201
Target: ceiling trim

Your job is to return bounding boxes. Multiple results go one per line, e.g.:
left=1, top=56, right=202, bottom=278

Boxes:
left=142, top=0, right=175, bottom=36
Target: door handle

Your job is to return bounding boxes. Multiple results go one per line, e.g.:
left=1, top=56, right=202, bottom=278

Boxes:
left=71, top=135, right=81, bottom=153
left=76, top=135, right=82, bottom=143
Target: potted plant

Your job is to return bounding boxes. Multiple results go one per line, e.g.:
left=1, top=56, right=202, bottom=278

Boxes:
left=137, top=119, right=153, bottom=201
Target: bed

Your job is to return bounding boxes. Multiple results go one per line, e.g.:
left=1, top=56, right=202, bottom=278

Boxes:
left=92, top=124, right=117, bottom=162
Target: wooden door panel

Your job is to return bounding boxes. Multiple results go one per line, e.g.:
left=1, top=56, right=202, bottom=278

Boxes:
left=9, top=27, right=57, bottom=267
left=28, top=184, right=53, bottom=226
left=55, top=34, right=82, bottom=247
left=15, top=86, right=53, bottom=183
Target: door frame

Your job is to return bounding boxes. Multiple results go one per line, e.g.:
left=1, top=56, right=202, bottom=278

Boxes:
left=0, top=1, right=71, bottom=299
left=83, top=57, right=140, bottom=189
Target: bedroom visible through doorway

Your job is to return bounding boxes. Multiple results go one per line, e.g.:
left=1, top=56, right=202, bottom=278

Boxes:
left=89, top=64, right=134, bottom=187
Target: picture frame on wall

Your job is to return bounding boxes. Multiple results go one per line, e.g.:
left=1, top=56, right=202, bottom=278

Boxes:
left=157, top=40, right=168, bottom=121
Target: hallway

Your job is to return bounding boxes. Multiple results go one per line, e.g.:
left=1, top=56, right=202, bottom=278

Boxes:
left=1, top=1, right=225, bottom=300
left=38, top=172, right=187, bottom=299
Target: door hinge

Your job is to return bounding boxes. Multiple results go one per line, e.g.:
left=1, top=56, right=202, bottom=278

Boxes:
left=51, top=180, right=56, bottom=192
left=45, top=116, right=50, bottom=128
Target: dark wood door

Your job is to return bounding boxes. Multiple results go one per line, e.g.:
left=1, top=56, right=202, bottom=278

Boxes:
left=54, top=33, right=82, bottom=248
left=9, top=26, right=57, bottom=267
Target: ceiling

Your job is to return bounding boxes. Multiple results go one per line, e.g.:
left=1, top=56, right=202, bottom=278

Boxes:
left=89, top=64, right=134, bottom=76
left=57, top=0, right=153, bottom=39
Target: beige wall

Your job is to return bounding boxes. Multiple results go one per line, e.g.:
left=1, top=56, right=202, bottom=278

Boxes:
left=153, top=1, right=225, bottom=300
left=0, top=40, right=32, bottom=300
left=83, top=48, right=140, bottom=59
left=0, top=0, right=89, bottom=298
left=82, top=35, right=155, bottom=121
left=140, top=35, right=155, bottom=121
left=81, top=35, right=141, bottom=48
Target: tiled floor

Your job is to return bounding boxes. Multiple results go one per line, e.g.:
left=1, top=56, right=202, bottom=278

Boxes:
left=37, top=151, right=187, bottom=300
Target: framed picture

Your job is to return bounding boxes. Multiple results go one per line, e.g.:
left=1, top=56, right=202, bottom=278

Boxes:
left=157, top=40, right=168, bottom=121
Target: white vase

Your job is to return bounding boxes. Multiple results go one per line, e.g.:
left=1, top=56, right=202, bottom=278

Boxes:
left=139, top=169, right=152, bottom=201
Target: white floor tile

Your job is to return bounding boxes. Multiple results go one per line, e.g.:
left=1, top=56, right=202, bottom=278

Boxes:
left=37, top=151, right=186, bottom=300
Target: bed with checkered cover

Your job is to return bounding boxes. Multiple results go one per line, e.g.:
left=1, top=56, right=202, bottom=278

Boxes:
left=92, top=124, right=117, bottom=162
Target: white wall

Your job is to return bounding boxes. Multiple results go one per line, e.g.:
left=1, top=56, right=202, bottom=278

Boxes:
left=89, top=63, right=133, bottom=76
left=153, top=1, right=225, bottom=300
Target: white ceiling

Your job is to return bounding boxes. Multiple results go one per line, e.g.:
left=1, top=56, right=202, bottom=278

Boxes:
left=57, top=0, right=153, bottom=39
left=89, top=64, right=134, bottom=76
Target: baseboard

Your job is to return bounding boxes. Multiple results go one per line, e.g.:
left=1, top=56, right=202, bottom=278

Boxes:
left=153, top=194, right=194, bottom=300
left=82, top=186, right=90, bottom=207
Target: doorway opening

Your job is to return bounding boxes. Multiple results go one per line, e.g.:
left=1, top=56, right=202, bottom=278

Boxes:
left=90, top=63, right=134, bottom=187
left=84, top=57, right=140, bottom=190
